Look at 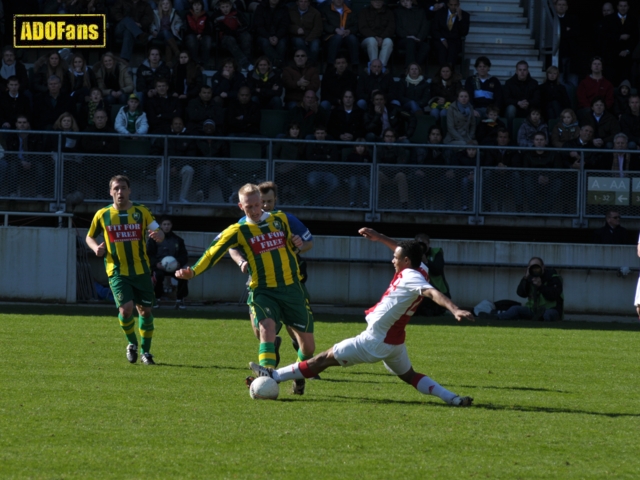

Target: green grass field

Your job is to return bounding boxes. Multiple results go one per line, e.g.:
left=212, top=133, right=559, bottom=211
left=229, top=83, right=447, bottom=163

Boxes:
left=1, top=305, right=639, bottom=479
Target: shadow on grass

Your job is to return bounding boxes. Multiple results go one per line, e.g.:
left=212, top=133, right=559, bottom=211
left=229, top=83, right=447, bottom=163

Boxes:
left=456, top=384, right=570, bottom=394
left=470, top=403, right=640, bottom=418
left=159, top=363, right=247, bottom=371
left=299, top=395, right=640, bottom=417
left=3, top=304, right=639, bottom=332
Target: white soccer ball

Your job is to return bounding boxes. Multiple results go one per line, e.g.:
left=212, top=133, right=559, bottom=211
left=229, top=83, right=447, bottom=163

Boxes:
left=249, top=376, right=279, bottom=400
left=161, top=256, right=180, bottom=273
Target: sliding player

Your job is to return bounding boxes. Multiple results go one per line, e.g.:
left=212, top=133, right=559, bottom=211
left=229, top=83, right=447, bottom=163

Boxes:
left=250, top=228, right=475, bottom=406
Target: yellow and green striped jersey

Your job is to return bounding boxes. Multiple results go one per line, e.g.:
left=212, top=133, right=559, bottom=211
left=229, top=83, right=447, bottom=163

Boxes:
left=192, top=212, right=301, bottom=289
left=87, top=203, right=158, bottom=277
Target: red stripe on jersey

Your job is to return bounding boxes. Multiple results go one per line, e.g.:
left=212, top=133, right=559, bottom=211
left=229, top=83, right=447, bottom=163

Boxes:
left=383, top=294, right=424, bottom=345
left=365, top=271, right=403, bottom=316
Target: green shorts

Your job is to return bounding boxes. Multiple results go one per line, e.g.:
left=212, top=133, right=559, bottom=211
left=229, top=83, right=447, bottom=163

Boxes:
left=108, top=274, right=155, bottom=309
left=250, top=282, right=314, bottom=334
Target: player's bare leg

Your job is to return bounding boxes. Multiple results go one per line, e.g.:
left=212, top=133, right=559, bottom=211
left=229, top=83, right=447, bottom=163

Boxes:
left=397, top=367, right=473, bottom=407
left=251, top=346, right=338, bottom=381
left=289, top=330, right=315, bottom=358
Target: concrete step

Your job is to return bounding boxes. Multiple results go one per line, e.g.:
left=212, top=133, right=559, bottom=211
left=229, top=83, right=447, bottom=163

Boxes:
left=470, top=15, right=528, bottom=26
left=467, top=58, right=544, bottom=69
left=470, top=26, right=532, bottom=35
left=464, top=4, right=524, bottom=15
left=465, top=34, right=536, bottom=47
left=464, top=46, right=540, bottom=57
left=464, top=0, right=523, bottom=4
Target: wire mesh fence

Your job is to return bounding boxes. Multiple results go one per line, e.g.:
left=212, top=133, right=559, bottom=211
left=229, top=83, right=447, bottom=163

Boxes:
left=481, top=167, right=580, bottom=216
left=273, top=159, right=373, bottom=209
left=5, top=129, right=640, bottom=220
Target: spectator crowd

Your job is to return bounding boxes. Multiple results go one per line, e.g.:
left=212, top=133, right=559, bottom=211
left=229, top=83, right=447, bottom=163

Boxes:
left=2, top=0, right=640, bottom=210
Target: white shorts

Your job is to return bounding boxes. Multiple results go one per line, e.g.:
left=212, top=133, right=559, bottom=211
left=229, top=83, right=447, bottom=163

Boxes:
left=332, top=333, right=412, bottom=376
left=634, top=275, right=640, bottom=306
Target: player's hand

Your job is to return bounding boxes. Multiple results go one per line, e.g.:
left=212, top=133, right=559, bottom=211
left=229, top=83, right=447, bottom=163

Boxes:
left=149, top=229, right=165, bottom=243
left=453, top=309, right=474, bottom=323
left=359, top=227, right=380, bottom=241
left=95, top=242, right=106, bottom=257
left=240, top=261, right=249, bottom=274
left=291, top=234, right=303, bottom=249
left=175, top=266, right=194, bottom=279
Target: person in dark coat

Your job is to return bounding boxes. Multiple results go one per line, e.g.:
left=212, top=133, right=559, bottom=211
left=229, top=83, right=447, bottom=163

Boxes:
left=319, top=55, right=358, bottom=110
left=364, top=91, right=416, bottom=142
left=328, top=90, right=365, bottom=141
left=601, top=0, right=637, bottom=85
left=186, top=85, right=225, bottom=129
left=555, top=0, right=580, bottom=86
left=396, top=63, right=430, bottom=114
left=430, top=0, right=470, bottom=66
left=33, top=75, right=74, bottom=130
left=147, top=216, right=190, bottom=309
left=321, top=0, right=359, bottom=67
left=356, top=59, right=395, bottom=110
left=210, top=58, right=247, bottom=107
left=520, top=132, right=563, bottom=213
left=593, top=209, right=629, bottom=244
left=394, top=0, right=430, bottom=68
left=246, top=56, right=284, bottom=110
left=620, top=94, right=640, bottom=148
left=562, top=124, right=602, bottom=170
left=145, top=78, right=184, bottom=133
left=0, top=76, right=31, bottom=129
left=0, top=47, right=30, bottom=94
left=112, top=0, right=155, bottom=63
left=253, top=0, right=290, bottom=68
left=134, top=47, right=172, bottom=101
left=539, top=66, right=571, bottom=122
left=504, top=60, right=540, bottom=123
left=225, top=86, right=262, bottom=135
left=579, top=97, right=621, bottom=149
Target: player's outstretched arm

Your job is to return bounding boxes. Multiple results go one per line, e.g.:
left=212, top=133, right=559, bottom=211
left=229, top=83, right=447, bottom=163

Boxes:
left=86, top=235, right=106, bottom=257
left=421, top=288, right=475, bottom=322
left=175, top=266, right=195, bottom=279
left=358, top=227, right=398, bottom=252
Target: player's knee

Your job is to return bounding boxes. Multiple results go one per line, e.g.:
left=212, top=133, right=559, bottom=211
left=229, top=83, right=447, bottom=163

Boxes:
left=119, top=303, right=134, bottom=318
left=258, top=318, right=275, bottom=333
left=397, top=367, right=417, bottom=385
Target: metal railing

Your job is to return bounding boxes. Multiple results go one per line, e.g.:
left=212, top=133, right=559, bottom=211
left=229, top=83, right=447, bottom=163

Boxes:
left=525, top=0, right=560, bottom=66
left=2, top=128, right=639, bottom=224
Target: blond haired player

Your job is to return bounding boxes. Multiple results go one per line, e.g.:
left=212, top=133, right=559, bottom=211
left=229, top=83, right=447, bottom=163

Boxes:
left=251, top=228, right=475, bottom=406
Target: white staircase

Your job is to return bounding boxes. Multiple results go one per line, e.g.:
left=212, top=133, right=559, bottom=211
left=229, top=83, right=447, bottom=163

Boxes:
left=463, top=0, right=546, bottom=83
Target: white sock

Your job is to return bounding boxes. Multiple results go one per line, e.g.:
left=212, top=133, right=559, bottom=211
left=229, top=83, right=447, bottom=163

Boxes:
left=415, top=375, right=457, bottom=404
left=273, top=363, right=305, bottom=382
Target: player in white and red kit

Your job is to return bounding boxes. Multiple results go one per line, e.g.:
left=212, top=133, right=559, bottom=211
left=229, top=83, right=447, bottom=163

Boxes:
left=250, top=228, right=475, bottom=406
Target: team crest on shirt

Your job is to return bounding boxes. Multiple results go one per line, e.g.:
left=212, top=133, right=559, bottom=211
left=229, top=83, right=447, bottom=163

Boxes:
left=272, top=220, right=281, bottom=230
left=132, top=211, right=141, bottom=222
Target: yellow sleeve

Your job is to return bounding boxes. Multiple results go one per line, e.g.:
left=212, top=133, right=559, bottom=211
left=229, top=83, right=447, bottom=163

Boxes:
left=191, top=225, right=240, bottom=276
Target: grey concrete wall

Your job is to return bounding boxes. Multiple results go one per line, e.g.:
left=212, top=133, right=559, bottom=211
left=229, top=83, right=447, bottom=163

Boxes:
left=0, top=227, right=76, bottom=302
left=4, top=227, right=637, bottom=314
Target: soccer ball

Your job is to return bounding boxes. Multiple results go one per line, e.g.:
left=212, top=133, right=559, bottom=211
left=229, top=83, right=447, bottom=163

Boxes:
left=161, top=256, right=180, bottom=273
left=249, top=376, right=279, bottom=400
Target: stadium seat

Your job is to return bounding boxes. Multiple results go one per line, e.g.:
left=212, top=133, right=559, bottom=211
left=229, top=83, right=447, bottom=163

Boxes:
left=260, top=110, right=291, bottom=138
left=410, top=115, right=437, bottom=144
left=230, top=142, right=263, bottom=160
left=565, top=83, right=577, bottom=111
left=111, top=104, right=122, bottom=123
left=548, top=118, right=559, bottom=131
left=512, top=117, right=525, bottom=139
